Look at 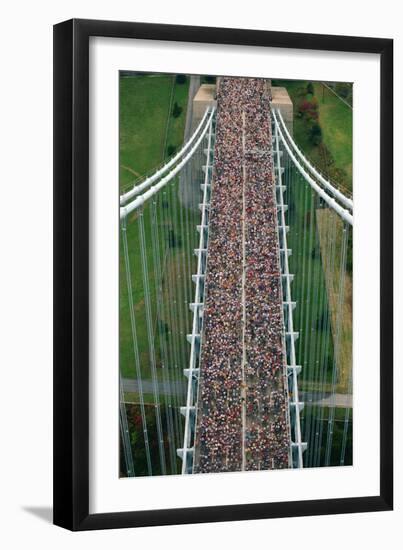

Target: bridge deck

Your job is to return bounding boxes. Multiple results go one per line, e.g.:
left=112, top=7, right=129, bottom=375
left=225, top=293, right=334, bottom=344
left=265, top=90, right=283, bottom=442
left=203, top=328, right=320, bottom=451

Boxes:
left=193, top=78, right=291, bottom=473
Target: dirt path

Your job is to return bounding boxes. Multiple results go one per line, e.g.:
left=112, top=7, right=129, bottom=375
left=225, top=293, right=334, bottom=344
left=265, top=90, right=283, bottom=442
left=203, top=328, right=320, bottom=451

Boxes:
left=121, top=164, right=141, bottom=178
left=316, top=208, right=352, bottom=393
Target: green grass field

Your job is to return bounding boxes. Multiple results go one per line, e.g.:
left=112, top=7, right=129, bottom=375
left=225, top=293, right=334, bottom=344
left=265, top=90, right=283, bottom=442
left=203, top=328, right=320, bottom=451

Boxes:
left=313, top=82, right=352, bottom=187
left=286, top=176, right=335, bottom=391
left=272, top=80, right=352, bottom=193
left=120, top=75, right=173, bottom=190
left=317, top=209, right=352, bottom=393
left=120, top=75, right=191, bottom=191
left=119, top=74, right=195, bottom=390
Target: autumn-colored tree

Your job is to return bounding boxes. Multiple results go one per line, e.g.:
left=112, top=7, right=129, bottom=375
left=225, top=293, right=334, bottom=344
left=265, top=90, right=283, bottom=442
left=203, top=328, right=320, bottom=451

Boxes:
left=172, top=101, right=182, bottom=118
left=298, top=96, right=319, bottom=121
left=309, top=123, right=323, bottom=146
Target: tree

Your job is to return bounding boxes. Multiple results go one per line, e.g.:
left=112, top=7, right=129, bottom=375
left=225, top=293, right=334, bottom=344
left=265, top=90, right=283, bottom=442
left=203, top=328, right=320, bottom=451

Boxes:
left=176, top=74, right=186, bottom=84
left=309, top=123, right=323, bottom=146
left=130, top=430, right=138, bottom=447
left=298, top=97, right=319, bottom=121
left=158, top=319, right=170, bottom=335
left=172, top=101, right=182, bottom=118
left=167, top=144, right=176, bottom=157
left=306, top=82, right=314, bottom=95
left=335, top=83, right=351, bottom=99
left=168, top=228, right=182, bottom=248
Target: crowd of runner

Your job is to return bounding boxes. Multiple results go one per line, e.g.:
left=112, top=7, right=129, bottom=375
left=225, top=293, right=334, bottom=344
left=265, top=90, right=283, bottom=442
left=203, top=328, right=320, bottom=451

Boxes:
left=193, top=77, right=291, bottom=474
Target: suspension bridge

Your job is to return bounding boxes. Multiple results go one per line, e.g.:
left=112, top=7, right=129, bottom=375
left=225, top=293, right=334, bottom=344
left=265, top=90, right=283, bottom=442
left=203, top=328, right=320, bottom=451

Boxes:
left=119, top=77, right=353, bottom=477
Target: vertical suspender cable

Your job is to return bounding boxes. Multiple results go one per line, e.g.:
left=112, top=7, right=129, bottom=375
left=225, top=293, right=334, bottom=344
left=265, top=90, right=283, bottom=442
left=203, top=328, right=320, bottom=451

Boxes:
left=162, top=185, right=183, bottom=446
left=149, top=201, right=177, bottom=473
left=306, top=195, right=323, bottom=466
left=302, top=190, right=315, bottom=446
left=324, top=222, right=349, bottom=465
left=340, top=350, right=353, bottom=465
left=167, top=181, right=184, bottom=444
left=138, top=210, right=167, bottom=475
left=158, top=189, right=181, bottom=454
left=170, top=177, right=187, bottom=378
left=154, top=196, right=179, bottom=471
left=317, top=209, right=338, bottom=465
left=298, top=177, right=310, bottom=367
left=340, top=229, right=353, bottom=466
left=121, top=216, right=152, bottom=475
left=314, top=207, right=337, bottom=466
left=119, top=372, right=135, bottom=476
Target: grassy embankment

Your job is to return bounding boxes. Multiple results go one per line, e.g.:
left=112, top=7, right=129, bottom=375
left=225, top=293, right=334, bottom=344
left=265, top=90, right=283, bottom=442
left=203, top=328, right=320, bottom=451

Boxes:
left=273, top=80, right=352, bottom=193
left=316, top=210, right=352, bottom=393
left=313, top=82, right=352, bottom=190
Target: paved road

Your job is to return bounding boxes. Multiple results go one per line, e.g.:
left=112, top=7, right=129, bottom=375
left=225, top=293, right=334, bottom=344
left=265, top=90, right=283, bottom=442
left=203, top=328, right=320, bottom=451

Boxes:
left=122, top=378, right=352, bottom=408
left=122, top=377, right=187, bottom=397
left=179, top=75, right=201, bottom=210
left=299, top=391, right=352, bottom=408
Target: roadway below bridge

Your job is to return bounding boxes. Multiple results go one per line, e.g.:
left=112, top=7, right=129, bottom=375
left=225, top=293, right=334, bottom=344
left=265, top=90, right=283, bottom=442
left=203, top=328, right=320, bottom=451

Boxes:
left=122, top=377, right=187, bottom=397
left=299, top=391, right=352, bottom=409
left=121, top=378, right=352, bottom=408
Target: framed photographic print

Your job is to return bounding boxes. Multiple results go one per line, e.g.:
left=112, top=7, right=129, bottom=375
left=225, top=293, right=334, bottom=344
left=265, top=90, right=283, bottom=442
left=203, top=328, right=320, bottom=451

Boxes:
left=53, top=19, right=393, bottom=530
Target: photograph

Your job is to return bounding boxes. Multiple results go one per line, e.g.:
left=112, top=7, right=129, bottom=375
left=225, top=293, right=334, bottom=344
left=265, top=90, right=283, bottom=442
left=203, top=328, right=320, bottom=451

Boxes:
left=0, top=0, right=396, bottom=542
left=118, top=73, right=353, bottom=477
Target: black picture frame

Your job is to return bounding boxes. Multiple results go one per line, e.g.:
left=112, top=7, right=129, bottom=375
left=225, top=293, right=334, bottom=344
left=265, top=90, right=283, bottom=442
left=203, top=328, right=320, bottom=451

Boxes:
left=53, top=18, right=393, bottom=531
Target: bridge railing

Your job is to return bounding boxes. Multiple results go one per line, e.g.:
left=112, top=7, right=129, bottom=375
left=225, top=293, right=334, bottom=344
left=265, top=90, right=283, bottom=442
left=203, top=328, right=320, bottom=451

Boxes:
left=275, top=109, right=353, bottom=211
left=273, top=118, right=306, bottom=468
left=275, top=110, right=352, bottom=201
left=120, top=107, right=212, bottom=205
left=272, top=109, right=353, bottom=226
left=177, top=110, right=216, bottom=474
left=120, top=108, right=215, bottom=220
